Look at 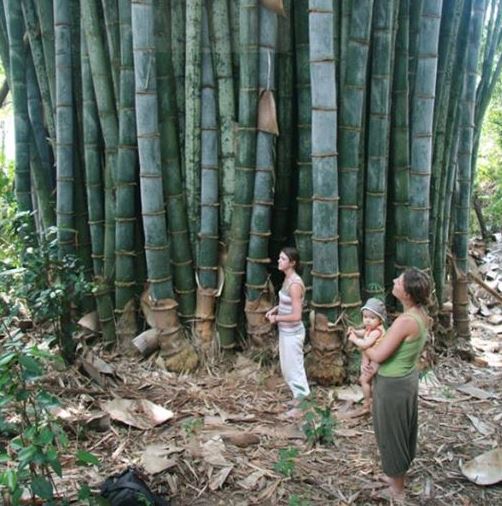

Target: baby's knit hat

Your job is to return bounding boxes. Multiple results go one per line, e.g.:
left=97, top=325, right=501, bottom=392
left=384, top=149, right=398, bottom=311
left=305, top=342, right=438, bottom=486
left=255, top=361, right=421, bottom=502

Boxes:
left=361, top=298, right=387, bottom=322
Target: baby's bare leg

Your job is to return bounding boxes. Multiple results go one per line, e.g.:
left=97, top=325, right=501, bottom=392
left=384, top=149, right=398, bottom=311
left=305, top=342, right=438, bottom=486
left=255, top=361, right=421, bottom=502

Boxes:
left=360, top=356, right=379, bottom=409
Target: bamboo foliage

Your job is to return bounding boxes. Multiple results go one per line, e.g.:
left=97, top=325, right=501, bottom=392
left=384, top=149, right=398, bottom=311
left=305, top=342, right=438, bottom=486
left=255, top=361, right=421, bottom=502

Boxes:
left=1, top=0, right=501, bottom=379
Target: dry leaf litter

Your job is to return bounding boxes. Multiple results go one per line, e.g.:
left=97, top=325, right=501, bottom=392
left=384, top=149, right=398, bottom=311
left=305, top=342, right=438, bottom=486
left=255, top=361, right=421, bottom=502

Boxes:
left=4, top=237, right=502, bottom=505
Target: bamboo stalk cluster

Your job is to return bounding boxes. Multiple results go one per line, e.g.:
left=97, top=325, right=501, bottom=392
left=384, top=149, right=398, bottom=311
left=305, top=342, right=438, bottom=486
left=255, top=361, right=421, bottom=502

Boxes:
left=1, top=0, right=501, bottom=383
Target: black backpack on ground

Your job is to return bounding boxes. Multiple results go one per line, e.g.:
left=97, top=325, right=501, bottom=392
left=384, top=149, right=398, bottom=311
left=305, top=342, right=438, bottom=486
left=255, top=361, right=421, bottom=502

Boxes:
left=99, top=467, right=170, bottom=506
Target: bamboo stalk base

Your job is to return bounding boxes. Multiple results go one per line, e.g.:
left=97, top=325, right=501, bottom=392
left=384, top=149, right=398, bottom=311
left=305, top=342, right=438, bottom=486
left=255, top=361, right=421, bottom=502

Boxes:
left=195, top=287, right=218, bottom=357
left=306, top=312, right=346, bottom=386
left=116, top=299, right=138, bottom=352
left=244, top=294, right=275, bottom=349
left=140, top=290, right=199, bottom=371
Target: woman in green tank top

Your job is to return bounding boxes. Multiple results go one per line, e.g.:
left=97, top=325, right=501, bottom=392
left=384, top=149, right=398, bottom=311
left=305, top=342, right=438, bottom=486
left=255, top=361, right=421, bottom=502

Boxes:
left=364, top=268, right=432, bottom=502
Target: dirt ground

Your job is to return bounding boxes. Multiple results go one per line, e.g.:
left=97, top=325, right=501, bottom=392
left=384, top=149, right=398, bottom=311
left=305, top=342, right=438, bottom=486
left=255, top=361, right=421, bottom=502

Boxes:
left=42, top=329, right=501, bottom=506
left=4, top=238, right=502, bottom=505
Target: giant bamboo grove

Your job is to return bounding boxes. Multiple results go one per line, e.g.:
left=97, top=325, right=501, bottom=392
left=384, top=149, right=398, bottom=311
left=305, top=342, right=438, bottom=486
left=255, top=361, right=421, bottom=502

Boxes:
left=2, top=0, right=501, bottom=384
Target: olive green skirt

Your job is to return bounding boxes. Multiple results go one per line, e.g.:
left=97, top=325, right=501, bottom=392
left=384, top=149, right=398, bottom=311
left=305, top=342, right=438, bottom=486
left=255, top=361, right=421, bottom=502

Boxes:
left=372, top=370, right=419, bottom=477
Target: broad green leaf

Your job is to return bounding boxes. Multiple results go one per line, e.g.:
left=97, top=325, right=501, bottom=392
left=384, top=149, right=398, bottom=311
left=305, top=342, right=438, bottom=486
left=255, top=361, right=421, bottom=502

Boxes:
left=31, top=476, right=54, bottom=500
left=78, top=484, right=92, bottom=500
left=36, top=391, right=60, bottom=409
left=49, top=457, right=63, bottom=477
left=0, top=352, right=17, bottom=367
left=1, top=469, right=18, bottom=491
left=19, top=355, right=43, bottom=376
left=0, top=452, right=10, bottom=463
left=37, top=427, right=55, bottom=445
left=18, top=445, right=38, bottom=464
left=76, top=450, right=100, bottom=467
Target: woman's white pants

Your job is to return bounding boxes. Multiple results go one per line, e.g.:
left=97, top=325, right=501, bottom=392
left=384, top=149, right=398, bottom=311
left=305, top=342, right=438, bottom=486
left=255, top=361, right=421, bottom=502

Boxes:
left=279, top=326, right=310, bottom=399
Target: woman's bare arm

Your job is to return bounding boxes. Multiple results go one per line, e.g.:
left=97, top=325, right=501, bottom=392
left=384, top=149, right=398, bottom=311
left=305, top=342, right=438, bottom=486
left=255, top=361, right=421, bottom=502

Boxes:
left=273, top=283, right=303, bottom=322
left=364, top=315, right=419, bottom=363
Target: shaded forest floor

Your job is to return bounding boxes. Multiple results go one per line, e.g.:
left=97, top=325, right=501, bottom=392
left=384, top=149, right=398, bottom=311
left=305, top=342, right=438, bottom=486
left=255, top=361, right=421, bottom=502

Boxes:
left=40, top=328, right=501, bottom=506
left=3, top=237, right=502, bottom=505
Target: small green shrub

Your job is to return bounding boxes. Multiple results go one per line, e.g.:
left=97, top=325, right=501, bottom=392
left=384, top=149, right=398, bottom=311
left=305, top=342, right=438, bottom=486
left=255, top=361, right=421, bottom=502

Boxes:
left=288, top=495, right=311, bottom=506
left=300, top=397, right=336, bottom=447
left=273, top=447, right=298, bottom=477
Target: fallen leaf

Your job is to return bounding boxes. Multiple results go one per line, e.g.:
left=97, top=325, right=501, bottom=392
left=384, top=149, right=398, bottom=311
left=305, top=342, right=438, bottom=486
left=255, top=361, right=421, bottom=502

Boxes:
left=455, top=383, right=496, bottom=400
left=78, top=312, right=99, bottom=331
left=101, top=398, right=173, bottom=430
left=335, top=385, right=364, bottom=403
left=335, top=428, right=362, bottom=437
left=141, top=444, right=178, bottom=474
left=209, top=466, right=233, bottom=491
left=460, top=448, right=502, bottom=485
left=221, top=432, right=260, bottom=448
left=78, top=358, right=107, bottom=387
left=201, top=436, right=230, bottom=467
left=83, top=351, right=115, bottom=376
left=237, top=470, right=265, bottom=490
left=487, top=314, right=502, bottom=325
left=466, top=415, right=495, bottom=436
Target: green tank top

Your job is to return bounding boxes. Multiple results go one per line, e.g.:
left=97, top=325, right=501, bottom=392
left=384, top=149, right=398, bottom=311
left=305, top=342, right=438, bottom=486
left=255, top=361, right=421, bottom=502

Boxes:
left=378, top=311, right=427, bottom=378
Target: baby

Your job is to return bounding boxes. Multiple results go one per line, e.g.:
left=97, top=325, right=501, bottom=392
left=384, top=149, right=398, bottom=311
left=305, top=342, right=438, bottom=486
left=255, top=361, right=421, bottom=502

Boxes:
left=347, top=298, right=387, bottom=411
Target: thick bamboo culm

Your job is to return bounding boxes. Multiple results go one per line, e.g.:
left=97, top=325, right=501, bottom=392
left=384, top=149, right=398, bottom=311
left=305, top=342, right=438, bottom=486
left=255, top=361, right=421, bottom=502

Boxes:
left=1, top=0, right=501, bottom=383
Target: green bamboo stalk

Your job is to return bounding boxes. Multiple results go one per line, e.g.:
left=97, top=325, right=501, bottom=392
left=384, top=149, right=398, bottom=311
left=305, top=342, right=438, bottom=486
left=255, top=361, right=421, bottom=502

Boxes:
left=408, top=0, right=423, bottom=117
left=198, top=3, right=219, bottom=292
left=155, top=0, right=196, bottom=320
left=171, top=0, right=185, bottom=153
left=338, top=0, right=373, bottom=319
left=4, top=0, right=34, bottom=234
left=35, top=0, right=56, bottom=128
left=309, top=0, right=342, bottom=385
left=54, top=0, right=75, bottom=256
left=339, top=0, right=351, bottom=97
left=131, top=0, right=173, bottom=301
left=26, top=54, right=55, bottom=231
left=21, top=0, right=55, bottom=145
left=0, top=1, right=11, bottom=86
left=389, top=0, right=409, bottom=277
left=229, top=0, right=240, bottom=102
left=245, top=3, right=278, bottom=315
left=453, top=0, right=486, bottom=337
left=209, top=0, right=236, bottom=242
left=294, top=0, right=313, bottom=305
left=115, top=0, right=137, bottom=315
left=81, top=32, right=104, bottom=278
left=81, top=28, right=116, bottom=342
left=309, top=1, right=339, bottom=295
left=430, top=0, right=465, bottom=267
left=216, top=0, right=259, bottom=347
left=270, top=0, right=294, bottom=262
left=133, top=0, right=197, bottom=371
left=364, top=0, right=397, bottom=297
left=433, top=0, right=472, bottom=301
left=81, top=0, right=118, bottom=281
left=185, top=0, right=203, bottom=258
left=407, top=0, right=443, bottom=272
left=101, top=0, right=120, bottom=106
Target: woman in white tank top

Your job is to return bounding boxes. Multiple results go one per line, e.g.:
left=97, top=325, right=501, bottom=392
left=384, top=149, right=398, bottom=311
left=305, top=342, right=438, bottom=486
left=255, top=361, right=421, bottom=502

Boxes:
left=266, top=247, right=310, bottom=411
